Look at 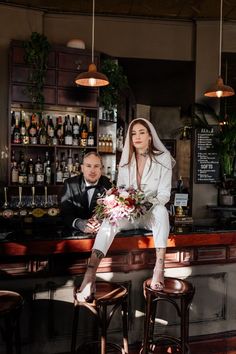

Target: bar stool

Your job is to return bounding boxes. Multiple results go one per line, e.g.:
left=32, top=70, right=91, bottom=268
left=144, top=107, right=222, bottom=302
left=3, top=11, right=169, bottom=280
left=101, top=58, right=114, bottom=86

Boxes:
left=71, top=281, right=129, bottom=354
left=141, top=277, right=195, bottom=354
left=0, top=290, right=24, bottom=354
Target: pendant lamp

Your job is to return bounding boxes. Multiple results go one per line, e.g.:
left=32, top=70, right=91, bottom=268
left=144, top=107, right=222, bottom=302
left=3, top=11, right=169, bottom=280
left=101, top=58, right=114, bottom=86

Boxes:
left=204, top=0, right=234, bottom=98
left=75, top=0, right=109, bottom=87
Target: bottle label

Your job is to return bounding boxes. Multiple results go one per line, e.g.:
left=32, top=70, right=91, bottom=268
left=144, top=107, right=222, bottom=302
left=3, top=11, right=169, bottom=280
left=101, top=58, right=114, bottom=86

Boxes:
left=80, top=138, right=87, bottom=147
left=30, top=136, right=37, bottom=144
left=29, top=127, right=37, bottom=136
left=36, top=173, right=44, bottom=183
left=11, top=170, right=19, bottom=183
left=87, top=136, right=94, bottom=146
left=56, top=171, right=63, bottom=183
left=65, top=136, right=73, bottom=145
left=13, top=133, right=21, bottom=144
left=73, top=126, right=79, bottom=135
left=19, top=175, right=27, bottom=184
left=40, top=135, right=47, bottom=145
left=28, top=174, right=35, bottom=185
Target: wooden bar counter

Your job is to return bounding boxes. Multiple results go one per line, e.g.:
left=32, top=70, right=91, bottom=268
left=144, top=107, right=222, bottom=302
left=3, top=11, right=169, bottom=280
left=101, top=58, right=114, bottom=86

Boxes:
left=0, top=223, right=236, bottom=277
left=1, top=221, right=236, bottom=354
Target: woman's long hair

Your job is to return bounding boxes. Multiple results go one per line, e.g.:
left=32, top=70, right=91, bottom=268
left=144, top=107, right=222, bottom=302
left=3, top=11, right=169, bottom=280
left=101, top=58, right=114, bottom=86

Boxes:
left=125, top=119, right=163, bottom=166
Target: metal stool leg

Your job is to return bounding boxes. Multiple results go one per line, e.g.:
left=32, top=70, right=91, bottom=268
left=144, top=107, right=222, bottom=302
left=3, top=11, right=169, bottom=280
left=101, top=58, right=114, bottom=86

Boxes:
left=143, top=291, right=153, bottom=354
left=121, top=297, right=129, bottom=353
left=71, top=305, right=80, bottom=354
left=15, top=311, right=22, bottom=354
left=100, top=304, right=107, bottom=354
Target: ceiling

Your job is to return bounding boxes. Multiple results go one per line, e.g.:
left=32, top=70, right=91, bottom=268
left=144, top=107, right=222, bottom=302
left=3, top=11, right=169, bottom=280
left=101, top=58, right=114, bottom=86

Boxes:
left=1, top=0, right=236, bottom=21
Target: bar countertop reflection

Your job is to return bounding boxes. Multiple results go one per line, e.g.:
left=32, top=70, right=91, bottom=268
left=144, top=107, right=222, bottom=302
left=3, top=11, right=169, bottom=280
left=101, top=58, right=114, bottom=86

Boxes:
left=0, top=222, right=236, bottom=256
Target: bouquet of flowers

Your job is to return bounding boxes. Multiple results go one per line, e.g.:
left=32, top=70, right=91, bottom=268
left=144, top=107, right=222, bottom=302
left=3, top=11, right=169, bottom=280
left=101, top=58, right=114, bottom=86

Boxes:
left=94, top=186, right=153, bottom=225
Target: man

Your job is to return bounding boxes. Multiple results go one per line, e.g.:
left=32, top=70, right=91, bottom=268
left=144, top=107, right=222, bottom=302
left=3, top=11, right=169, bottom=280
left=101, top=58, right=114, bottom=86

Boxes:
left=61, top=152, right=111, bottom=233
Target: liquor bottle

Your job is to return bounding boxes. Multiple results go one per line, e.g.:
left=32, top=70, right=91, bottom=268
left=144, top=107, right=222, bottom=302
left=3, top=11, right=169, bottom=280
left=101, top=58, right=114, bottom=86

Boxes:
left=72, top=116, right=80, bottom=146
left=12, top=116, right=21, bottom=144
left=45, top=160, right=52, bottom=185
left=11, top=160, right=19, bottom=184
left=56, top=163, right=63, bottom=184
left=67, top=149, right=73, bottom=175
left=35, top=155, right=44, bottom=185
left=29, top=114, right=38, bottom=144
left=27, top=158, right=35, bottom=185
left=73, top=154, right=80, bottom=176
left=18, top=151, right=27, bottom=185
left=60, top=152, right=66, bottom=172
left=108, top=134, right=113, bottom=153
left=47, top=116, right=55, bottom=145
left=106, top=166, right=112, bottom=181
left=56, top=116, right=64, bottom=145
left=80, top=114, right=88, bottom=147
left=11, top=150, right=16, bottom=169
left=87, top=118, right=95, bottom=147
left=43, top=151, right=50, bottom=173
left=177, top=176, right=184, bottom=192
left=62, top=165, right=70, bottom=182
left=39, top=117, right=47, bottom=145
left=11, top=111, right=16, bottom=138
left=19, top=112, right=26, bottom=144
left=64, top=115, right=73, bottom=145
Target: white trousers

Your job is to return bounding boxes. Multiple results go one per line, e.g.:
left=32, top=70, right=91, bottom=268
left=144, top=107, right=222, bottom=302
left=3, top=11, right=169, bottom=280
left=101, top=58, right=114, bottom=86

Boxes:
left=92, top=205, right=170, bottom=256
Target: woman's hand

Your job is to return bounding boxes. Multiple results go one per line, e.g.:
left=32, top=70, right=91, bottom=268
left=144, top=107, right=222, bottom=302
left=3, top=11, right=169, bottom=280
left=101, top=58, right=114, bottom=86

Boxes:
left=85, top=217, right=101, bottom=233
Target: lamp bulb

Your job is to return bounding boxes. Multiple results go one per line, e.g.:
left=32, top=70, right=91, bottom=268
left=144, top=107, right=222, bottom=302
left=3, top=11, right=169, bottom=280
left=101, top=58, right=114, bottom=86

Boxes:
left=88, top=77, right=96, bottom=86
left=216, top=90, right=223, bottom=98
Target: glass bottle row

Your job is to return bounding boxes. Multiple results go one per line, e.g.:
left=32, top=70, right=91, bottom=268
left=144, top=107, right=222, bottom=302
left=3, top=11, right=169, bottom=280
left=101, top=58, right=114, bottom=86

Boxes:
left=11, top=111, right=95, bottom=147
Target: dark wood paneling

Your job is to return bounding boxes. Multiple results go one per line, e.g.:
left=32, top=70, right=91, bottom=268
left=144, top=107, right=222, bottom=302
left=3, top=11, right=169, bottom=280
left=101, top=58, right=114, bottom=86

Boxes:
left=58, top=51, right=97, bottom=71
left=57, top=87, right=98, bottom=107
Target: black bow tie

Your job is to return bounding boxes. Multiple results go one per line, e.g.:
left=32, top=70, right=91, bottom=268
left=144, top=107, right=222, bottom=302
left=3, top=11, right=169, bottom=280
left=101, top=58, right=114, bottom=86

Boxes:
left=85, top=184, right=98, bottom=191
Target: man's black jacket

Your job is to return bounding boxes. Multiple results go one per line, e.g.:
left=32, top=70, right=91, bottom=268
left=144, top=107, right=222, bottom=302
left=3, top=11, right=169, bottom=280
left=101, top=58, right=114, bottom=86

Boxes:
left=60, top=174, right=112, bottom=228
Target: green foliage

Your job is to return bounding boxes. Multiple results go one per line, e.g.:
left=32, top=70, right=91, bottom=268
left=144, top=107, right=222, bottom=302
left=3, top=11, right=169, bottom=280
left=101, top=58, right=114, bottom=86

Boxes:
left=215, top=113, right=236, bottom=176
left=190, top=103, right=216, bottom=128
left=24, top=32, right=51, bottom=110
left=99, top=59, right=129, bottom=110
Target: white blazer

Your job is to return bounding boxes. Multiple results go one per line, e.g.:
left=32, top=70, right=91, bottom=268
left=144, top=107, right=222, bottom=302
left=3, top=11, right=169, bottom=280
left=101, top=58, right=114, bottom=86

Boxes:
left=117, top=152, right=172, bottom=206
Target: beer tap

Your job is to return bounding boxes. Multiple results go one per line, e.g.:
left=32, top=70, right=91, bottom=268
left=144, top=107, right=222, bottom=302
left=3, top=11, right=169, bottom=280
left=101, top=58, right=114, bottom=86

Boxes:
left=44, top=186, right=48, bottom=208
left=3, top=187, right=9, bottom=209
left=17, top=186, right=23, bottom=209
left=31, top=186, right=36, bottom=209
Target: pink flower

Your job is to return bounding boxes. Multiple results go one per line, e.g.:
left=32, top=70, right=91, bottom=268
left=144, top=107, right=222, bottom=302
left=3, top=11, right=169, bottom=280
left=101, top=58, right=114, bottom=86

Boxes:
left=94, top=186, right=152, bottom=226
left=103, top=194, right=117, bottom=208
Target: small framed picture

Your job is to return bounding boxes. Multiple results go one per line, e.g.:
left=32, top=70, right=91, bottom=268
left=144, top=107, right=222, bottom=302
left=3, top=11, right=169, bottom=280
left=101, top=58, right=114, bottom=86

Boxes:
left=162, top=139, right=176, bottom=158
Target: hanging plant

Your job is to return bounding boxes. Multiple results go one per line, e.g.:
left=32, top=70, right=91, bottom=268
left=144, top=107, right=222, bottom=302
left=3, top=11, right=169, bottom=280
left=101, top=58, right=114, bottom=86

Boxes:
left=24, top=32, right=51, bottom=110
left=99, top=59, right=129, bottom=111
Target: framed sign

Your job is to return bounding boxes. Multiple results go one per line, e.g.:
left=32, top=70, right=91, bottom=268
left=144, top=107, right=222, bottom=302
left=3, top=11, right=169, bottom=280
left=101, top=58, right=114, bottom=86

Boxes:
left=194, top=127, right=220, bottom=184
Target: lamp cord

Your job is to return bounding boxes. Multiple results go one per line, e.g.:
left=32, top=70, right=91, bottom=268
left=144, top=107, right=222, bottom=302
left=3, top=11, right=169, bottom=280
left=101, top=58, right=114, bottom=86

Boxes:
left=218, top=0, right=223, bottom=77
left=92, top=0, right=95, bottom=64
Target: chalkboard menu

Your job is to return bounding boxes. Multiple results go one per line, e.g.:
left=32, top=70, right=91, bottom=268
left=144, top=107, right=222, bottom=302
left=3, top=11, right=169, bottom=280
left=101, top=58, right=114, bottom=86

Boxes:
left=195, top=127, right=220, bottom=183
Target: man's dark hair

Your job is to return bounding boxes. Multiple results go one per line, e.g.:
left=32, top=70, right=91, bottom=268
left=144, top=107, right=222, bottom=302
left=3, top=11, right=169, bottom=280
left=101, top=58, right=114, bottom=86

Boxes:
left=82, top=151, right=103, bottom=165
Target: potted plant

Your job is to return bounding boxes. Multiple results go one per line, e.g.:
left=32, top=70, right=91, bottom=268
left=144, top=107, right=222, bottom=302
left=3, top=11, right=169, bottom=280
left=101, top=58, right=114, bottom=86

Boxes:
left=24, top=32, right=51, bottom=110
left=99, top=58, right=129, bottom=119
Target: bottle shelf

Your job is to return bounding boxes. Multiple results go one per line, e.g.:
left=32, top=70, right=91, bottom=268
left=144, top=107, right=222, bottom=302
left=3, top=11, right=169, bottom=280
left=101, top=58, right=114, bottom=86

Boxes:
left=11, top=144, right=97, bottom=149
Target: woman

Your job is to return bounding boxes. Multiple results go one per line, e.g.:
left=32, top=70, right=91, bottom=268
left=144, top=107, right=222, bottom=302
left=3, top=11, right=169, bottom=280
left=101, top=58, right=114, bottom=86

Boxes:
left=77, top=118, right=175, bottom=302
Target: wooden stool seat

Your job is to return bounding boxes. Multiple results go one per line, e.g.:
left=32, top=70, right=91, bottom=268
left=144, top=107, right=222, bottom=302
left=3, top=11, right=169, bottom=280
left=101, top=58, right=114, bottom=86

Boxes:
left=0, top=290, right=23, bottom=354
left=71, top=281, right=129, bottom=354
left=141, top=277, right=195, bottom=354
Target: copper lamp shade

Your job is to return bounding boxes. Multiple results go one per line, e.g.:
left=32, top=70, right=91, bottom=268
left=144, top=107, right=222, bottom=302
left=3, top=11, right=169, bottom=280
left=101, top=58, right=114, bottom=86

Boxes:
left=204, top=0, right=234, bottom=98
left=74, top=0, right=109, bottom=88
left=204, top=76, right=235, bottom=98
left=75, top=63, right=109, bottom=87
